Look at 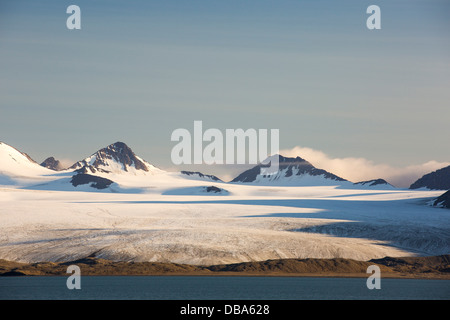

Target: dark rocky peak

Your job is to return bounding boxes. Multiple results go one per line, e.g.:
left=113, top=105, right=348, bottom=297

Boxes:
left=354, top=179, right=392, bottom=187
left=410, top=165, right=450, bottom=190
left=432, top=190, right=450, bottom=209
left=40, top=157, right=63, bottom=171
left=181, top=171, right=222, bottom=182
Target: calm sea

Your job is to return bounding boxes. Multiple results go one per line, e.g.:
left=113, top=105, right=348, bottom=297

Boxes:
left=0, top=276, right=448, bottom=300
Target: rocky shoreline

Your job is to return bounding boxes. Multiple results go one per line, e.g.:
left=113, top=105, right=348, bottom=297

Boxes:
left=1, top=255, right=449, bottom=279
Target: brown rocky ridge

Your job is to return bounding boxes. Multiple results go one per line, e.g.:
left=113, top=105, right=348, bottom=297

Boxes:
left=1, top=255, right=449, bottom=279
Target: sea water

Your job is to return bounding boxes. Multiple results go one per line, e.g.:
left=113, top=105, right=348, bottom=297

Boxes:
left=0, top=276, right=449, bottom=300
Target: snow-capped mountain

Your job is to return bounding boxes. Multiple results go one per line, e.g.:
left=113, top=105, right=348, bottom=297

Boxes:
left=69, top=141, right=163, bottom=175
left=67, top=142, right=223, bottom=187
left=0, top=141, right=230, bottom=192
left=0, top=142, right=56, bottom=186
left=231, top=154, right=350, bottom=186
left=181, top=171, right=222, bottom=182
left=409, top=165, right=450, bottom=190
left=0, top=141, right=401, bottom=191
left=353, top=179, right=395, bottom=189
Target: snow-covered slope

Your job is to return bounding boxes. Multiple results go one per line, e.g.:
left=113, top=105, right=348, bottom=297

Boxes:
left=0, top=142, right=57, bottom=186
left=162, top=185, right=229, bottom=195
left=0, top=142, right=52, bottom=176
left=0, top=185, right=446, bottom=264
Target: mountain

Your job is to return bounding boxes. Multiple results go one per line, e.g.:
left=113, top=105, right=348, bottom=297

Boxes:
left=40, top=157, right=64, bottom=171
left=432, top=190, right=450, bottom=209
left=180, top=171, right=222, bottom=182
left=0, top=142, right=117, bottom=191
left=353, top=179, right=395, bottom=189
left=69, top=142, right=162, bottom=175
left=409, top=165, right=450, bottom=190
left=231, top=154, right=349, bottom=186
left=0, top=141, right=228, bottom=192
left=0, top=141, right=54, bottom=182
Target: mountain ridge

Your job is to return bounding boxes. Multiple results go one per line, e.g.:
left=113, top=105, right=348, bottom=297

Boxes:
left=231, top=154, right=349, bottom=185
left=353, top=178, right=394, bottom=189
left=0, top=141, right=431, bottom=191
left=409, top=165, right=450, bottom=190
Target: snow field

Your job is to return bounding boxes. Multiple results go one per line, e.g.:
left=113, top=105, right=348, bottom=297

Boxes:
left=0, top=185, right=447, bottom=265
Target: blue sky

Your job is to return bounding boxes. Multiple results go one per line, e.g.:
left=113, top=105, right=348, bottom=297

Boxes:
left=1, top=0, right=449, bottom=183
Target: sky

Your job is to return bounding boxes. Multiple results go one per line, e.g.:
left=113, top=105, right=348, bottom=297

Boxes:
left=1, top=0, right=449, bottom=187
